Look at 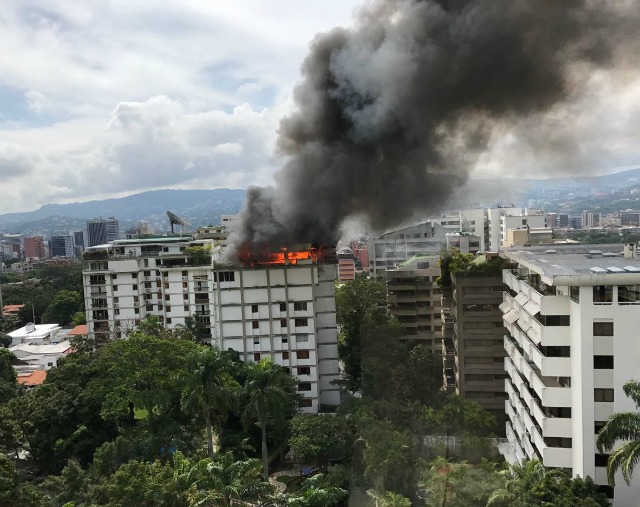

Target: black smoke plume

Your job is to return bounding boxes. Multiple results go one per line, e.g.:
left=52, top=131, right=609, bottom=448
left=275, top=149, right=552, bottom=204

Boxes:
left=230, top=0, right=636, bottom=256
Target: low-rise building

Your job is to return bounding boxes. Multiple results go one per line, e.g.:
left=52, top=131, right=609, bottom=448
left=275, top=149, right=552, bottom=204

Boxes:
left=10, top=341, right=74, bottom=371
left=7, top=323, right=62, bottom=346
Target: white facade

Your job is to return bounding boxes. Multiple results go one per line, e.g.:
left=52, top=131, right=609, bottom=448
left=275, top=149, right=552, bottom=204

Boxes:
left=500, top=245, right=640, bottom=505
left=10, top=341, right=73, bottom=371
left=8, top=323, right=62, bottom=346
left=368, top=222, right=447, bottom=276
left=429, top=208, right=486, bottom=251
left=82, top=237, right=340, bottom=413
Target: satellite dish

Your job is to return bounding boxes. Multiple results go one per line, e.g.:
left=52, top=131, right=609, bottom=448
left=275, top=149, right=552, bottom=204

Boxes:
left=166, top=211, right=190, bottom=234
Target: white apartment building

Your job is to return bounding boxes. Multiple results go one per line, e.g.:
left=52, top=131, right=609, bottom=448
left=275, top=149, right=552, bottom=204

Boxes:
left=494, top=207, right=549, bottom=252
left=429, top=208, right=487, bottom=251
left=500, top=244, right=640, bottom=504
left=82, top=236, right=340, bottom=413
left=368, top=221, right=447, bottom=276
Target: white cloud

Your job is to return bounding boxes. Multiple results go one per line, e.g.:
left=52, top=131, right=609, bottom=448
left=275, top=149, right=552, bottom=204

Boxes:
left=24, top=90, right=51, bottom=114
left=0, top=0, right=361, bottom=213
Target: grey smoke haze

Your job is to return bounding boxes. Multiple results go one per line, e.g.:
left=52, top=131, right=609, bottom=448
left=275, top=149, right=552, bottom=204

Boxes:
left=230, top=0, right=638, bottom=255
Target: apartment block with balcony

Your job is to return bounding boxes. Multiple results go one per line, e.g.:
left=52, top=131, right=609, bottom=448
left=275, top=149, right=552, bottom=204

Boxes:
left=500, top=244, right=640, bottom=505
left=449, top=270, right=508, bottom=431
left=386, top=255, right=443, bottom=353
left=82, top=237, right=340, bottom=414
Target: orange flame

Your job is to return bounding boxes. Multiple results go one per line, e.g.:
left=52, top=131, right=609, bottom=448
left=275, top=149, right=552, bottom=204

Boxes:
left=238, top=244, right=335, bottom=267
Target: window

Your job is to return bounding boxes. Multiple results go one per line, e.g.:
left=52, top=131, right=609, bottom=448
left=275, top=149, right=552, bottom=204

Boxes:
left=594, top=389, right=614, bottom=402
left=184, top=305, right=189, bottom=311
left=166, top=305, right=171, bottom=312
left=593, top=321, right=614, bottom=336
left=570, top=286, right=579, bottom=303
left=281, top=319, right=287, bottom=328
left=593, top=286, right=613, bottom=304
left=182, top=270, right=188, bottom=277
left=166, top=318, right=172, bottom=324
left=252, top=321, right=259, bottom=329
left=538, top=314, right=570, bottom=326
left=595, top=454, right=610, bottom=467
left=146, top=304, right=153, bottom=311
left=282, top=337, right=288, bottom=344
left=296, top=334, right=309, bottom=343
left=545, top=437, right=572, bottom=448
left=215, top=271, right=235, bottom=282
left=280, top=302, right=286, bottom=312
left=112, top=274, right=117, bottom=280
left=133, top=284, right=138, bottom=291
left=182, top=281, right=188, bottom=289
left=296, top=350, right=310, bottom=360
left=144, top=270, right=151, bottom=277
left=298, top=382, right=312, bottom=392
left=253, top=353, right=260, bottom=361
left=113, top=285, right=118, bottom=291
left=114, top=309, right=120, bottom=316
left=282, top=351, right=289, bottom=359
left=253, top=337, right=260, bottom=345
left=165, top=294, right=170, bottom=301
left=300, top=399, right=313, bottom=408
left=132, top=273, right=138, bottom=279
left=134, top=308, right=139, bottom=314
left=295, top=318, right=308, bottom=327
left=297, top=366, right=311, bottom=375
left=294, top=302, right=307, bottom=311
left=593, top=355, right=614, bottom=369
left=595, top=421, right=607, bottom=434
left=252, top=304, right=259, bottom=313
left=164, top=282, right=169, bottom=289
left=619, top=285, right=640, bottom=303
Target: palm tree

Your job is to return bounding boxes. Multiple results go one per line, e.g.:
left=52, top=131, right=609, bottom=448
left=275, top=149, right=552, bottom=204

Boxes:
left=597, top=379, right=640, bottom=486
left=242, top=359, right=293, bottom=480
left=180, top=347, right=238, bottom=460
left=486, top=460, right=547, bottom=507
left=173, top=451, right=273, bottom=507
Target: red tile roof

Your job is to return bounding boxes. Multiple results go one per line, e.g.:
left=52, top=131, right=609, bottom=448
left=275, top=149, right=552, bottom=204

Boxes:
left=2, top=304, right=24, bottom=316
left=16, top=370, right=47, bottom=387
left=68, top=325, right=88, bottom=336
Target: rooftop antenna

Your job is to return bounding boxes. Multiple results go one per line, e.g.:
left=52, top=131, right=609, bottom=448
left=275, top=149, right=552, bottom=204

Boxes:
left=166, top=211, right=190, bottom=234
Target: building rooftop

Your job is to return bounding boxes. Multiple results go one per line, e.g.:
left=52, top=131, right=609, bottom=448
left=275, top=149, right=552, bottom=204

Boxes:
left=8, top=323, right=60, bottom=338
left=68, top=324, right=88, bottom=336
left=10, top=341, right=73, bottom=355
left=16, top=370, right=47, bottom=387
left=502, top=243, right=640, bottom=285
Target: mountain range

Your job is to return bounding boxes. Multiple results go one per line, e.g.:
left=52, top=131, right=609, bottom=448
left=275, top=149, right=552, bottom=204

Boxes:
left=2, top=167, right=640, bottom=237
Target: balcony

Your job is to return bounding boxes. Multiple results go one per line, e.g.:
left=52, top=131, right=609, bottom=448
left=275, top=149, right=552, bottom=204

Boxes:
left=441, top=309, right=453, bottom=329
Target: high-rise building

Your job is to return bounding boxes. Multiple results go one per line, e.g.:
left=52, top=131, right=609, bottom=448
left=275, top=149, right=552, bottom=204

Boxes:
left=442, top=261, right=507, bottom=430
left=24, top=236, right=46, bottom=259
left=87, top=217, right=119, bottom=247
left=82, top=236, right=340, bottom=413
left=581, top=211, right=601, bottom=229
left=500, top=244, right=640, bottom=504
left=49, top=235, right=74, bottom=258
left=386, top=255, right=443, bottom=352
left=0, top=234, right=22, bottom=261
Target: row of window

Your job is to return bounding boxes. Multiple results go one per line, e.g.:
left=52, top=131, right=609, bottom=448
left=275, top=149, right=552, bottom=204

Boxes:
left=571, top=285, right=640, bottom=304
left=255, top=302, right=308, bottom=313
left=252, top=318, right=309, bottom=329
left=252, top=350, right=311, bottom=361
left=253, top=335, right=309, bottom=344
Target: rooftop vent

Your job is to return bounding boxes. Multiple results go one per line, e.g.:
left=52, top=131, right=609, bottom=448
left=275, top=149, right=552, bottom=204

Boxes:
left=606, top=267, right=626, bottom=273
left=544, top=249, right=557, bottom=254
left=590, top=267, right=608, bottom=273
left=589, top=250, right=603, bottom=255
left=603, top=252, right=619, bottom=257
left=624, top=266, right=640, bottom=273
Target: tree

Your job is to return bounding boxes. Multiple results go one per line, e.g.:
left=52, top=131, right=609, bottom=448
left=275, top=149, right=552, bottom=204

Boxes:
left=43, top=289, right=83, bottom=325
left=174, top=315, right=208, bottom=342
left=242, top=359, right=298, bottom=480
left=597, top=379, right=640, bottom=486
left=420, top=458, right=502, bottom=507
left=486, top=460, right=609, bottom=507
left=71, top=311, right=87, bottom=326
left=367, top=489, right=411, bottom=507
left=176, top=451, right=273, bottom=507
left=286, top=473, right=348, bottom=507
left=289, top=414, right=351, bottom=471
left=0, top=349, right=19, bottom=404
left=335, top=277, right=387, bottom=389
left=180, top=347, right=239, bottom=459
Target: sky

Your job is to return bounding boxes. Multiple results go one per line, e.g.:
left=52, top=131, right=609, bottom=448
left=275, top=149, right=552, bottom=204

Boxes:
left=2, top=1, right=640, bottom=215
left=0, top=1, right=360, bottom=213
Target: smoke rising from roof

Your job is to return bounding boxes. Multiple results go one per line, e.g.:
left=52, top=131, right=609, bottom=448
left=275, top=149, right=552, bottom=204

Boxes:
left=229, top=0, right=638, bottom=255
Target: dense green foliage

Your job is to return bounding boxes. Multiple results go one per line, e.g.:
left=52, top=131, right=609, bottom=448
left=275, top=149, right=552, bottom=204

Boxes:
left=336, top=277, right=387, bottom=389
left=597, top=379, right=640, bottom=486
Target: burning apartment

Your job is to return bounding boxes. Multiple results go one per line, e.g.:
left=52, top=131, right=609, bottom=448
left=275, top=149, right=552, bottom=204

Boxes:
left=82, top=236, right=340, bottom=413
